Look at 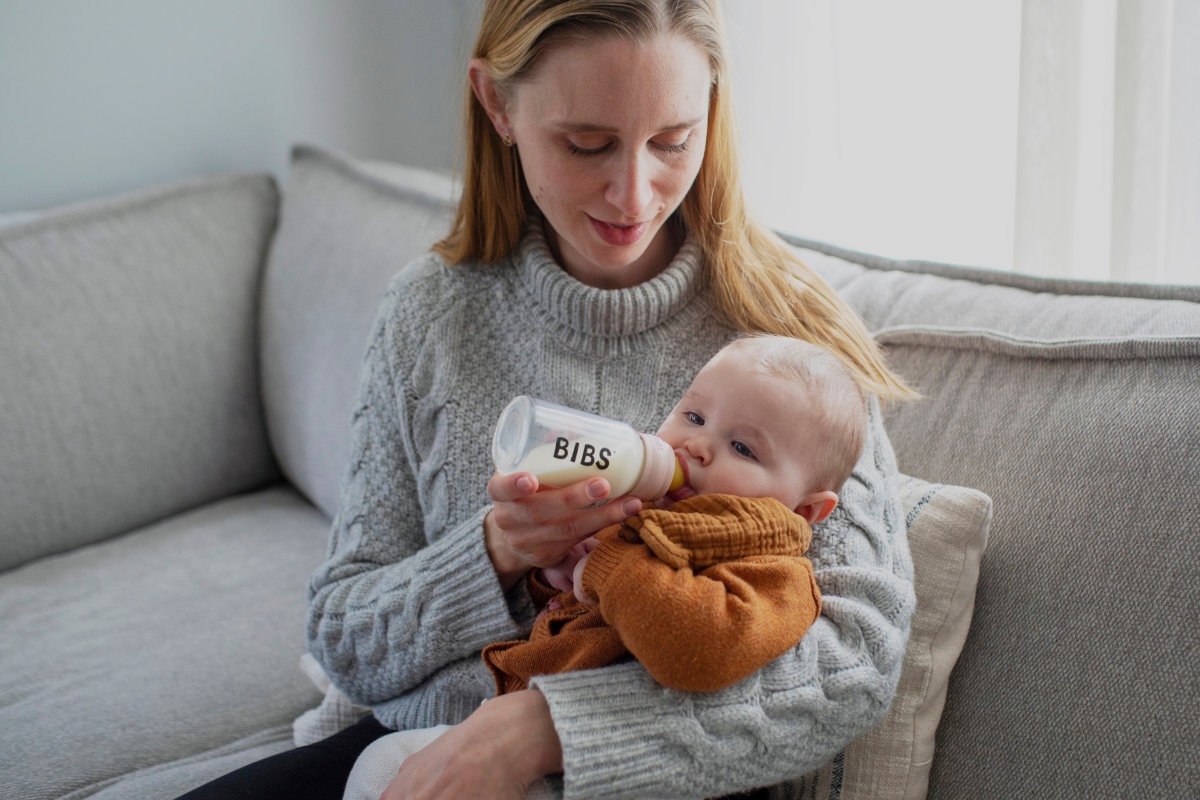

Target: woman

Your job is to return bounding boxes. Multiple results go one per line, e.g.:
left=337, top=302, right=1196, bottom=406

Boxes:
left=182, top=1, right=915, bottom=798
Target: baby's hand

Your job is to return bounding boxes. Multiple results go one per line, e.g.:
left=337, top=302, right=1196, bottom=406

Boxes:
left=572, top=550, right=598, bottom=606
left=539, top=537, right=598, bottom=594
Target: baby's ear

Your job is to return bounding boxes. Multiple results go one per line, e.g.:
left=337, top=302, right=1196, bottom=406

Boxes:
left=795, top=491, right=838, bottom=525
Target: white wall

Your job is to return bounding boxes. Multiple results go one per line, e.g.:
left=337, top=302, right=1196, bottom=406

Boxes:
left=0, top=1, right=477, bottom=213
left=725, top=1, right=1023, bottom=271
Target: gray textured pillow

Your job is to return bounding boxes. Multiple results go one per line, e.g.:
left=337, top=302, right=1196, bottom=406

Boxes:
left=260, top=146, right=457, bottom=518
left=0, top=175, right=280, bottom=571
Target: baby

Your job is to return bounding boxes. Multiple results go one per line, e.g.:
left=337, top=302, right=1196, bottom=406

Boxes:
left=344, top=334, right=867, bottom=799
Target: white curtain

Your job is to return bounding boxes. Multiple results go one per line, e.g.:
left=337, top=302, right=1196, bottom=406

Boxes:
left=725, top=0, right=1199, bottom=284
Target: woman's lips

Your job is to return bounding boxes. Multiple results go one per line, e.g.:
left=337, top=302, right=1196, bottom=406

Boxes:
left=589, top=216, right=648, bottom=246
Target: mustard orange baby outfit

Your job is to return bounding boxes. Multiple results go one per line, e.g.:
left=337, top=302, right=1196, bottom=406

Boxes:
left=482, top=494, right=822, bottom=694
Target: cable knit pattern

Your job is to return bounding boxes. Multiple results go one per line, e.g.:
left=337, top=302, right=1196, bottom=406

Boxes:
left=306, top=217, right=914, bottom=799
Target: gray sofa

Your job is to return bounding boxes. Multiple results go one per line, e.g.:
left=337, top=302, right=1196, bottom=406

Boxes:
left=2, top=144, right=1197, bottom=800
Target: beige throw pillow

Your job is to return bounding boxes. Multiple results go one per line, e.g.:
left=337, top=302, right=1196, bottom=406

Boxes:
left=781, top=475, right=991, bottom=800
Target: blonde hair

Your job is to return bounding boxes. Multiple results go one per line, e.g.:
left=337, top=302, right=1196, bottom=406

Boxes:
left=435, top=0, right=914, bottom=401
left=725, top=334, right=867, bottom=493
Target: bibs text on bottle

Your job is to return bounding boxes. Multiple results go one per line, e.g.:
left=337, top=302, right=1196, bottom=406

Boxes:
left=492, top=396, right=685, bottom=501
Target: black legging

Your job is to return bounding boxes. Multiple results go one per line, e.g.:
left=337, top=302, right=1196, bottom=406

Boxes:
left=175, top=715, right=390, bottom=800
left=175, top=714, right=775, bottom=799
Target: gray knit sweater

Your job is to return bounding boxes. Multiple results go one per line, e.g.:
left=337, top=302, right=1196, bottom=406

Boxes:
left=306, top=220, right=915, bottom=799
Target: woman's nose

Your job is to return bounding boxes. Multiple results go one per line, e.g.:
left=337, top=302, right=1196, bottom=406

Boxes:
left=605, top=151, right=653, bottom=219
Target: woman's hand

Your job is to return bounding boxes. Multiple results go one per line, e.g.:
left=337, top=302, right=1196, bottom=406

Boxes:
left=383, top=689, right=562, bottom=800
left=485, top=471, right=641, bottom=591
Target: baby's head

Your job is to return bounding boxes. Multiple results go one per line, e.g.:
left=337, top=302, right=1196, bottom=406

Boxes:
left=657, top=334, right=867, bottom=524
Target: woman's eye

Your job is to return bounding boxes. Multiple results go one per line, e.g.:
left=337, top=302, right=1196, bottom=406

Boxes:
left=567, top=135, right=689, bottom=157
left=653, top=136, right=690, bottom=155
left=732, top=441, right=756, bottom=459
left=567, top=140, right=611, bottom=156
left=686, top=411, right=704, bottom=425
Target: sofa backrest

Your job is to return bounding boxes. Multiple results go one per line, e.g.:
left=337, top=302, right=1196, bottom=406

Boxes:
left=0, top=175, right=281, bottom=572
left=259, top=146, right=457, bottom=519
left=791, top=237, right=1200, bottom=798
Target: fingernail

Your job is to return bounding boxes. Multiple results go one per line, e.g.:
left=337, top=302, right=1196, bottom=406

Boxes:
left=587, top=480, right=609, bottom=500
left=621, top=499, right=642, bottom=516
left=516, top=475, right=535, bottom=493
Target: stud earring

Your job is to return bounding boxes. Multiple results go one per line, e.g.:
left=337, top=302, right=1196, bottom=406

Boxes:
left=501, top=132, right=514, bottom=148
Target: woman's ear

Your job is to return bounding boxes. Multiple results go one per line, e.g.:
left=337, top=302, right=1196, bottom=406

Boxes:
left=795, top=491, right=838, bottom=525
left=468, top=58, right=512, bottom=141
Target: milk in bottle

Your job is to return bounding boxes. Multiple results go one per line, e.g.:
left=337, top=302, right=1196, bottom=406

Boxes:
left=491, top=396, right=684, bottom=501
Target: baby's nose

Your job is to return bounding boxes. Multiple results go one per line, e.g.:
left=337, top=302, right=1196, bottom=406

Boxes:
left=684, top=438, right=712, bottom=465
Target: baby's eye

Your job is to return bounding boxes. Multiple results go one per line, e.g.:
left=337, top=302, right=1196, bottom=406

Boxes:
left=686, top=411, right=705, bottom=425
left=732, top=441, right=756, bottom=459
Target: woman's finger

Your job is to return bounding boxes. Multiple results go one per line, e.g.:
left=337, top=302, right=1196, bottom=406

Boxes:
left=487, top=470, right=539, bottom=503
left=485, top=471, right=643, bottom=580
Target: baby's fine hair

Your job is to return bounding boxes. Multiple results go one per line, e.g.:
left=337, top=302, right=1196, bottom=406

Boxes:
left=726, top=334, right=868, bottom=492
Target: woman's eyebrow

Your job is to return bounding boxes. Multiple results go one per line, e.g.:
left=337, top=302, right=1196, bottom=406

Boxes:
left=551, top=116, right=705, bottom=134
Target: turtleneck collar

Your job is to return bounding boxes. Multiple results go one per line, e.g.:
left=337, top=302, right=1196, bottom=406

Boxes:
left=513, top=215, right=705, bottom=340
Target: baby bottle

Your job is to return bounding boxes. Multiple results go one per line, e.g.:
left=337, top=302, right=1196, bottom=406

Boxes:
left=492, top=395, right=685, bottom=501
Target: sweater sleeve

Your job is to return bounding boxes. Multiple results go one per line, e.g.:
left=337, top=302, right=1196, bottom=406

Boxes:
left=305, top=280, right=532, bottom=708
left=582, top=535, right=821, bottom=693
left=531, top=398, right=915, bottom=799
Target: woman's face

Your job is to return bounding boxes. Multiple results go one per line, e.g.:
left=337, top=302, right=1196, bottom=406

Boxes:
left=503, top=33, right=711, bottom=289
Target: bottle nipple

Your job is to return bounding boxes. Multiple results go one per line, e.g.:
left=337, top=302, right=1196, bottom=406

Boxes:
left=670, top=458, right=685, bottom=492
left=631, top=433, right=686, bottom=500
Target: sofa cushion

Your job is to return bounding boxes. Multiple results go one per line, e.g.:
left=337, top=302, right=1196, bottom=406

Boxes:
left=0, top=487, right=329, bottom=800
left=260, top=145, right=457, bottom=518
left=792, top=237, right=1200, bottom=798
left=0, top=175, right=281, bottom=571
left=62, top=732, right=297, bottom=800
